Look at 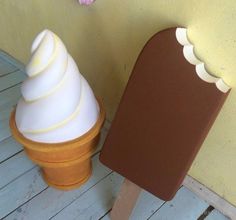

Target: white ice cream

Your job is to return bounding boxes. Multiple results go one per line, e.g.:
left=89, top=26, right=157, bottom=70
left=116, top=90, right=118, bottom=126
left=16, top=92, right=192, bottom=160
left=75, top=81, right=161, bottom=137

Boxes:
left=15, top=30, right=99, bottom=143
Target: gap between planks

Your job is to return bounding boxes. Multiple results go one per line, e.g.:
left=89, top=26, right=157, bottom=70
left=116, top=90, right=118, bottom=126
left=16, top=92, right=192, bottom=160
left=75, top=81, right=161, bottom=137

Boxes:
left=183, top=176, right=236, bottom=219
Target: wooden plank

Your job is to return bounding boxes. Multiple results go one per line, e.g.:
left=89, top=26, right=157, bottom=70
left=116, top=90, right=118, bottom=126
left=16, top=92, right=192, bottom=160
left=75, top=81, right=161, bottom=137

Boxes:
left=148, top=187, right=208, bottom=220
left=0, top=166, right=46, bottom=219
left=51, top=172, right=123, bottom=220
left=4, top=154, right=112, bottom=220
left=183, top=175, right=236, bottom=219
left=0, top=59, right=17, bottom=76
left=0, top=50, right=25, bottom=71
left=0, top=70, right=25, bottom=92
left=0, top=83, right=21, bottom=108
left=110, top=179, right=142, bottom=220
left=100, top=214, right=110, bottom=220
left=0, top=119, right=13, bottom=143
left=0, top=151, right=34, bottom=189
left=0, top=137, right=22, bottom=163
left=102, top=187, right=210, bottom=220
left=205, top=209, right=230, bottom=220
left=0, top=85, right=21, bottom=112
left=0, top=84, right=22, bottom=141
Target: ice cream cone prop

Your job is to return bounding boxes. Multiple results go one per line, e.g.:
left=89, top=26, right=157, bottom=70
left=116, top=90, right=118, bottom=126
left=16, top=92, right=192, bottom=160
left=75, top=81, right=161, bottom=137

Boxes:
left=10, top=98, right=105, bottom=190
left=10, top=29, right=105, bottom=190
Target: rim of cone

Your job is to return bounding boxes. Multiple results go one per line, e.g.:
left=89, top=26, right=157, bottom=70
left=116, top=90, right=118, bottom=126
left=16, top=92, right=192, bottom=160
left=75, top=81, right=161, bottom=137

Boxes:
left=9, top=97, right=106, bottom=152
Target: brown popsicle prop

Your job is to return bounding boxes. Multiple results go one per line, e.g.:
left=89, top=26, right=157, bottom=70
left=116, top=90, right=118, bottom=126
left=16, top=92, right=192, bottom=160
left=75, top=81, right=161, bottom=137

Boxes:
left=99, top=27, right=230, bottom=218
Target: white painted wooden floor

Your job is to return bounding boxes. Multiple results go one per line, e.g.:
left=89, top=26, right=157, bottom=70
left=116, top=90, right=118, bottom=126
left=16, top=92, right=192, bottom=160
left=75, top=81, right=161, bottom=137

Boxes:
left=0, top=50, right=230, bottom=220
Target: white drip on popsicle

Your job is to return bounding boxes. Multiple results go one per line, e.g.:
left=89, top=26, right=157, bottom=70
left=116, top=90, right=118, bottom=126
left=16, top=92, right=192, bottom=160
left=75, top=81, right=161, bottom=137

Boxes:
left=175, top=28, right=230, bottom=93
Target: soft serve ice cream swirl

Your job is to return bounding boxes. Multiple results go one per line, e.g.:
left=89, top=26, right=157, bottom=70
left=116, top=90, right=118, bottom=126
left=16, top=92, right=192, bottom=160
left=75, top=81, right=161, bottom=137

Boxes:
left=15, top=30, right=99, bottom=143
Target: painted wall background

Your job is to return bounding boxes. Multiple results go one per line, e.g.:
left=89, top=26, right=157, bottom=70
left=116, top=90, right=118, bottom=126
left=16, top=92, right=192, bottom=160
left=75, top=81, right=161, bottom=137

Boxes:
left=0, top=0, right=236, bottom=205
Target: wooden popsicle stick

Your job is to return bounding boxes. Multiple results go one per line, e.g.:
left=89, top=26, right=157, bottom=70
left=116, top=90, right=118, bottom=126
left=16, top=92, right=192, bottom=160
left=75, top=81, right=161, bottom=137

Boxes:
left=110, top=178, right=142, bottom=220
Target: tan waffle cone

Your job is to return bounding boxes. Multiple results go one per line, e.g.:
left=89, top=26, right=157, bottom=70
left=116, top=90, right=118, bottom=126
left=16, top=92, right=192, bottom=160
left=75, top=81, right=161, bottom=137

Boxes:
left=9, top=98, right=105, bottom=190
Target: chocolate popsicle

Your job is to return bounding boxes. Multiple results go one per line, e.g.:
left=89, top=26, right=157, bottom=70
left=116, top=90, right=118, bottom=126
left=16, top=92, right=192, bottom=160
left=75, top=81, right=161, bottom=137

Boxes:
left=100, top=28, right=230, bottom=200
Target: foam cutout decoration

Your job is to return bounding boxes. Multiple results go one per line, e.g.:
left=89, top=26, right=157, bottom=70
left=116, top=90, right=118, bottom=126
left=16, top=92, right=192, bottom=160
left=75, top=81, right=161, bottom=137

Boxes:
left=100, top=27, right=230, bottom=201
left=15, top=30, right=99, bottom=143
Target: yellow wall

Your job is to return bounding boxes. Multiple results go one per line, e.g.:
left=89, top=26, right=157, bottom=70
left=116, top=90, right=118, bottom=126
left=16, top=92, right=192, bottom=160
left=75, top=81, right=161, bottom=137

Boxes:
left=1, top=0, right=236, bottom=205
